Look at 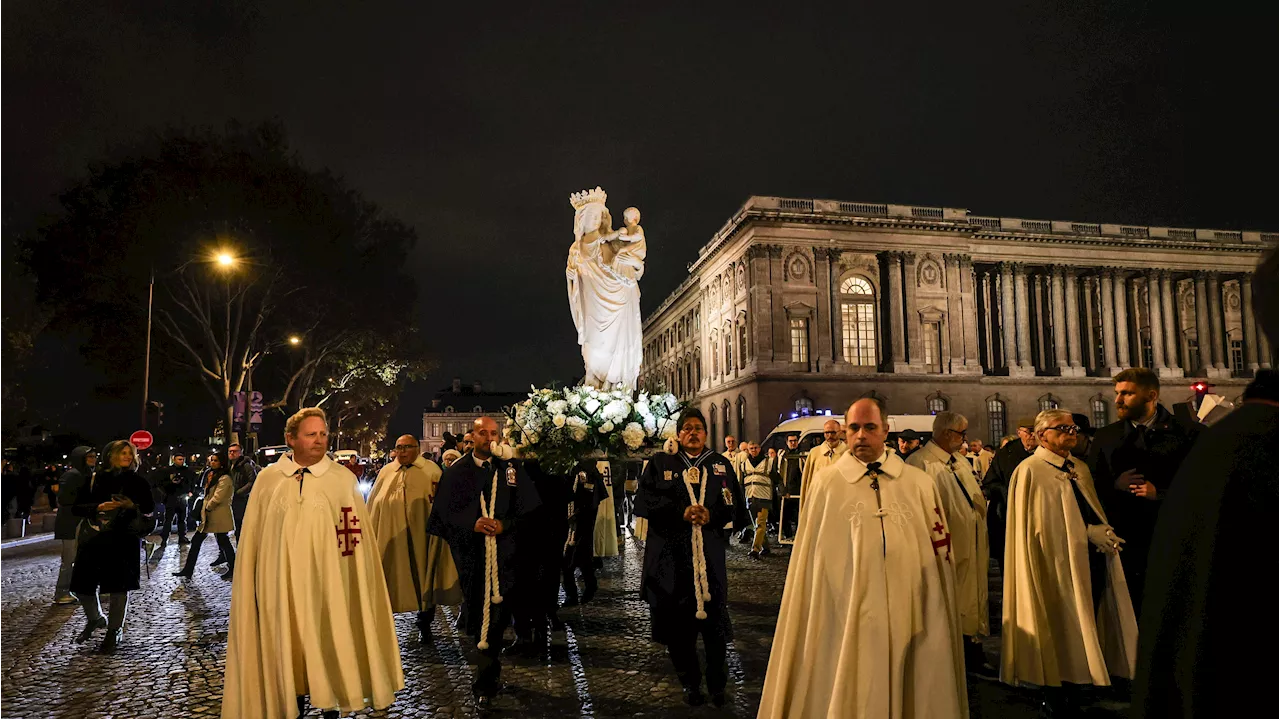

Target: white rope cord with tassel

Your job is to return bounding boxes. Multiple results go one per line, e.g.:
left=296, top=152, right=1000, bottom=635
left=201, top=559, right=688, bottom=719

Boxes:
left=476, top=466, right=504, bottom=650
left=681, top=466, right=712, bottom=620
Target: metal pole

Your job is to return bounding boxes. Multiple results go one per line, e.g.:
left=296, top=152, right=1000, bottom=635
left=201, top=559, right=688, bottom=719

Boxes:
left=142, top=266, right=155, bottom=429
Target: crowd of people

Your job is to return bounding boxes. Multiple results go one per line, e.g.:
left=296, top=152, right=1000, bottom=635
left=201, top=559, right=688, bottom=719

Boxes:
left=28, top=256, right=1275, bottom=719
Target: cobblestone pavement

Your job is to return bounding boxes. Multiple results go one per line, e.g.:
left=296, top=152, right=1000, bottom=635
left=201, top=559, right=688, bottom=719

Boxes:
left=2, top=532, right=1128, bottom=718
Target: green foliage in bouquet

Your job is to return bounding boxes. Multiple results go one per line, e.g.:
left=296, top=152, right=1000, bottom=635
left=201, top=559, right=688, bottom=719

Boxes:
left=504, top=385, right=684, bottom=474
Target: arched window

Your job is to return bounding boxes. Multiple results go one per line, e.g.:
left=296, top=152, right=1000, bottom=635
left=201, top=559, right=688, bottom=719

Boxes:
left=722, top=400, right=732, bottom=442
left=473, top=405, right=483, bottom=413
left=987, top=396, right=1007, bottom=443
left=695, top=350, right=702, bottom=388
left=444, top=405, right=455, bottom=413
left=926, top=391, right=948, bottom=415
left=709, top=404, right=719, bottom=449
left=1038, top=393, right=1061, bottom=411
left=1091, top=396, right=1109, bottom=429
left=737, top=396, right=747, bottom=440
left=840, top=275, right=877, bottom=366
left=711, top=337, right=720, bottom=379
left=737, top=313, right=748, bottom=369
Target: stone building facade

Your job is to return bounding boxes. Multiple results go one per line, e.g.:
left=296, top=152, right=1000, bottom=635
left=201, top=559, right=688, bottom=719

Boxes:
left=419, top=378, right=522, bottom=456
left=639, top=197, right=1275, bottom=446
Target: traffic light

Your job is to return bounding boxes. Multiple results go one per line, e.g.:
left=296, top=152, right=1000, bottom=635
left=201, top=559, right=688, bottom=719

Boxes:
left=147, top=400, right=165, bottom=426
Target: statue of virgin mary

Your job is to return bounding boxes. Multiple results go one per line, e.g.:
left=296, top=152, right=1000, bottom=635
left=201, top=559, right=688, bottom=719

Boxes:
left=566, top=186, right=643, bottom=390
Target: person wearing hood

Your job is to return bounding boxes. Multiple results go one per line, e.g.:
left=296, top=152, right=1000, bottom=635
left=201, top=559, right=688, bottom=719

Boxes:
left=53, top=446, right=97, bottom=605
left=68, top=440, right=155, bottom=653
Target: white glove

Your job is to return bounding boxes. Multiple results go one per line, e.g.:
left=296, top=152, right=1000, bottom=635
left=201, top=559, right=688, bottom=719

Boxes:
left=489, top=440, right=517, bottom=460
left=663, top=438, right=679, bottom=455
left=1086, top=524, right=1124, bottom=554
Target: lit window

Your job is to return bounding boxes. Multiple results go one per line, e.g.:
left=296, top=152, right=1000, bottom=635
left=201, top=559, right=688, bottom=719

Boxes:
left=840, top=276, right=877, bottom=366
left=724, top=329, right=733, bottom=374
left=922, top=322, right=942, bottom=373
left=1091, top=398, right=1108, bottom=429
left=432, top=423, right=440, bottom=437
left=1186, top=337, right=1201, bottom=370
left=738, top=320, right=748, bottom=369
left=927, top=396, right=948, bottom=415
left=987, top=399, right=1007, bottom=442
left=790, top=318, right=809, bottom=363
left=1038, top=395, right=1060, bottom=411
left=1230, top=339, right=1244, bottom=372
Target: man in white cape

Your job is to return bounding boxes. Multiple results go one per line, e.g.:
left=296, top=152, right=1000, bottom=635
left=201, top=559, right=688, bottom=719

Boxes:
left=759, top=398, right=967, bottom=719
left=1002, top=409, right=1137, bottom=715
left=905, top=412, right=990, bottom=675
left=797, top=418, right=847, bottom=513
left=367, top=435, right=463, bottom=642
left=222, top=408, right=403, bottom=719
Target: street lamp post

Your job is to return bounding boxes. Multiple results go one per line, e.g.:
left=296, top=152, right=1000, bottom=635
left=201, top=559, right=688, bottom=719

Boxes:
left=142, top=267, right=155, bottom=429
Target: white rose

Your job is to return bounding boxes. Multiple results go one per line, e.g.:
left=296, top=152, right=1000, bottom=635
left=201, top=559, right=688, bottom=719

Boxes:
left=599, top=421, right=615, bottom=433
left=622, top=422, right=645, bottom=450
left=635, top=400, right=651, bottom=416
left=584, top=398, right=601, bottom=415
left=567, top=394, right=581, bottom=408
left=566, top=415, right=587, bottom=429
left=602, top=399, right=630, bottom=423
left=553, top=414, right=567, bottom=428
left=571, top=427, right=588, bottom=442
left=660, top=417, right=679, bottom=439
left=547, top=399, right=568, bottom=416
left=643, top=416, right=657, bottom=436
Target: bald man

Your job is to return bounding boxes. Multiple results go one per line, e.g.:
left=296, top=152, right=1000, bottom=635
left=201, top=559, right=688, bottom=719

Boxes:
left=368, top=435, right=462, bottom=642
left=428, top=417, right=540, bottom=709
left=798, top=419, right=847, bottom=515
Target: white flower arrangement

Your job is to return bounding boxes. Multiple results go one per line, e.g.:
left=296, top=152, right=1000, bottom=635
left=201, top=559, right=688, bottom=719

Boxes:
left=505, top=384, right=685, bottom=473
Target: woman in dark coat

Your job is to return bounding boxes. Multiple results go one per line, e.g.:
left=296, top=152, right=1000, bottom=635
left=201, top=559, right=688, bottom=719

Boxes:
left=69, top=439, right=155, bottom=653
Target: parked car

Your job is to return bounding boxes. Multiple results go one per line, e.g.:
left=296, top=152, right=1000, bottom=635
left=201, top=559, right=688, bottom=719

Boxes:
left=760, top=413, right=937, bottom=453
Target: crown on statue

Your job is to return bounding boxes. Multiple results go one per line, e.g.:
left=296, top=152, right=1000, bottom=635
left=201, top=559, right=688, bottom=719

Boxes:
left=569, top=186, right=608, bottom=210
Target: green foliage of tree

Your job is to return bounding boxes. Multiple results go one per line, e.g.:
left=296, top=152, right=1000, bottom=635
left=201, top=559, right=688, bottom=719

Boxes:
left=23, top=121, right=423, bottom=441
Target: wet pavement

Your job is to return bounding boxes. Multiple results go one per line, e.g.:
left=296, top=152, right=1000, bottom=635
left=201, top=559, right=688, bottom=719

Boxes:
left=1, top=531, right=1128, bottom=718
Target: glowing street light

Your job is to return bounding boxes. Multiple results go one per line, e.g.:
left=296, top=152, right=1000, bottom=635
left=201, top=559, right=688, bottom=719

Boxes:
left=289, top=336, right=302, bottom=346
left=216, top=252, right=237, bottom=268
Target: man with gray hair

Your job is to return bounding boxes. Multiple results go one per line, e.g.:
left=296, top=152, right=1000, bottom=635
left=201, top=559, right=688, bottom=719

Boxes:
left=1002, top=409, right=1136, bottom=716
left=907, top=411, right=990, bottom=676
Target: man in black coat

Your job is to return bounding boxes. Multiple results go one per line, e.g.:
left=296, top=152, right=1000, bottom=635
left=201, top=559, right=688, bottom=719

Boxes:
left=226, top=443, right=258, bottom=539
left=981, top=415, right=1037, bottom=571
left=155, top=456, right=195, bottom=547
left=427, top=417, right=540, bottom=709
left=1087, top=367, right=1201, bottom=617
left=635, top=409, right=747, bottom=708
left=511, top=459, right=570, bottom=654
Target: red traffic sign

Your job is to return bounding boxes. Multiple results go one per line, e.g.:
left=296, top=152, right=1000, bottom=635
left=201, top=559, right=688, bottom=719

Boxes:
left=129, top=430, right=154, bottom=450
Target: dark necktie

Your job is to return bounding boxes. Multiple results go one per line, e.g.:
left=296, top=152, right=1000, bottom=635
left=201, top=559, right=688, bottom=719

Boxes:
left=293, top=467, right=309, bottom=496
left=1133, top=424, right=1148, bottom=451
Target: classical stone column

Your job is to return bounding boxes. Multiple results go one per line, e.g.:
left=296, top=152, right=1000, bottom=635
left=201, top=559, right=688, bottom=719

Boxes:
left=962, top=257, right=982, bottom=370
left=1100, top=270, right=1120, bottom=373
left=1159, top=271, right=1181, bottom=376
left=1259, top=325, right=1274, bottom=369
left=946, top=255, right=965, bottom=373
left=1113, top=270, right=1131, bottom=368
left=1207, top=272, right=1228, bottom=373
left=1145, top=269, right=1168, bottom=372
left=1000, top=263, right=1019, bottom=373
left=980, top=271, right=994, bottom=368
left=1064, top=268, right=1084, bottom=375
left=1013, top=263, right=1034, bottom=374
left=1082, top=274, right=1097, bottom=372
left=884, top=252, right=907, bottom=371
left=1049, top=266, right=1069, bottom=373
left=1128, top=276, right=1144, bottom=366
left=1193, top=271, right=1212, bottom=375
left=903, top=252, right=923, bottom=367
left=1032, top=274, right=1047, bottom=369
left=1241, top=273, right=1260, bottom=373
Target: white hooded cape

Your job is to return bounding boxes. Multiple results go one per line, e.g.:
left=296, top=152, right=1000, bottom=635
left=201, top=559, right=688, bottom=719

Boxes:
left=907, top=441, right=990, bottom=637
left=367, top=456, right=463, bottom=613
left=798, top=440, right=848, bottom=512
left=758, top=451, right=967, bottom=719
left=593, top=460, right=619, bottom=557
left=221, top=455, right=404, bottom=719
left=1001, top=447, right=1138, bottom=687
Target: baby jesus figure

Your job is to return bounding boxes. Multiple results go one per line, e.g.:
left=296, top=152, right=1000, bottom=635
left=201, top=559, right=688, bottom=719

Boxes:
left=600, top=206, right=647, bottom=282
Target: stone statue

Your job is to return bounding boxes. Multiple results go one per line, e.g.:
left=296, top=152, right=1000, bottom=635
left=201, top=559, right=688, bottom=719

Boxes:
left=566, top=187, right=645, bottom=389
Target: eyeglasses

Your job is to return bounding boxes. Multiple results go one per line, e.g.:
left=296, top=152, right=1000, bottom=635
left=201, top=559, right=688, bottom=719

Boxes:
left=1044, top=425, right=1080, bottom=435
left=394, top=445, right=417, bottom=451
left=945, top=429, right=968, bottom=438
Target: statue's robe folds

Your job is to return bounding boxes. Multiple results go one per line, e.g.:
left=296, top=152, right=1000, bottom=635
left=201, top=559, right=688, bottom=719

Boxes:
left=758, top=451, right=967, bottom=719
left=367, top=456, right=462, bottom=613
left=222, top=456, right=403, bottom=719
left=566, top=211, right=643, bottom=389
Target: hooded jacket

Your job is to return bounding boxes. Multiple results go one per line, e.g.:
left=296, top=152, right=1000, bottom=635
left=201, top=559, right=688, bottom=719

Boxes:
left=55, top=447, right=94, bottom=539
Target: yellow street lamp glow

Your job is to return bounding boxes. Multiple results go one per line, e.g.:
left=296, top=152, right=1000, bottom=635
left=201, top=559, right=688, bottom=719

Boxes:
left=289, top=336, right=301, bottom=346
left=216, top=252, right=236, bottom=267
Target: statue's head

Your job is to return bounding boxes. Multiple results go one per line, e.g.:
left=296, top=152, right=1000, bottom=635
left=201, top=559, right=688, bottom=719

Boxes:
left=623, top=207, right=640, bottom=227
left=570, top=186, right=609, bottom=240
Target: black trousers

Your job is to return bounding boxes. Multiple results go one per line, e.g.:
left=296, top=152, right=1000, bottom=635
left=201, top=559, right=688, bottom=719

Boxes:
left=562, top=554, right=597, bottom=603
left=158, top=501, right=187, bottom=540
left=473, top=604, right=512, bottom=696
left=181, top=531, right=235, bottom=574
left=663, top=606, right=728, bottom=693
left=231, top=496, right=248, bottom=539
left=514, top=538, right=563, bottom=637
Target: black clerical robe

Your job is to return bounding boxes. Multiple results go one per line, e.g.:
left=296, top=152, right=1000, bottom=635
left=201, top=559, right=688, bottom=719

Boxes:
left=1133, top=399, right=1278, bottom=718
left=565, top=460, right=609, bottom=568
left=427, top=453, right=540, bottom=637
left=634, top=449, right=747, bottom=644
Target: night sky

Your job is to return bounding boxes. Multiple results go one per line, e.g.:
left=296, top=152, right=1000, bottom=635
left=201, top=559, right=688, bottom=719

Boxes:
left=5, top=1, right=1276, bottom=443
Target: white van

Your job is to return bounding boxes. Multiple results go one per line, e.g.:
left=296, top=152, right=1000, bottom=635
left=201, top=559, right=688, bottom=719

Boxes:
left=759, top=414, right=937, bottom=454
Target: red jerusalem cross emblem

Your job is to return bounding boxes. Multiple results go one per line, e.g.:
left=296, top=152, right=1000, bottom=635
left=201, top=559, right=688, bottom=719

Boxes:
left=930, top=506, right=952, bottom=563
left=336, top=506, right=362, bottom=557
